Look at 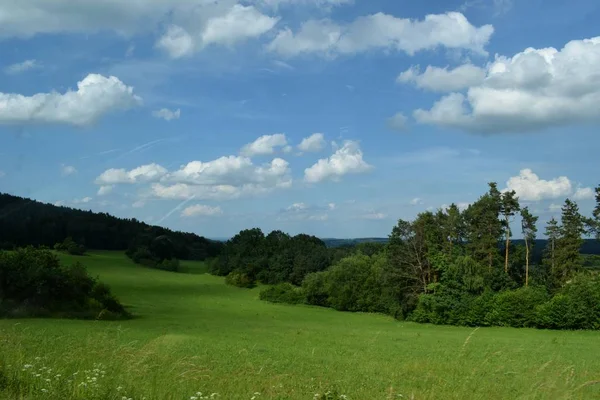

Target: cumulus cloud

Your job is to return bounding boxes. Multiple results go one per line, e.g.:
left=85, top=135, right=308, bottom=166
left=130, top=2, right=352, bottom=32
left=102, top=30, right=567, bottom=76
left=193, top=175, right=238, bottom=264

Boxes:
left=387, top=112, right=408, bottom=131
left=149, top=156, right=292, bottom=200
left=502, top=169, right=595, bottom=202
left=181, top=204, right=223, bottom=217
left=132, top=200, right=146, bottom=208
left=278, top=201, right=332, bottom=221
left=97, top=185, right=114, bottom=196
left=573, top=187, right=595, bottom=200
left=256, top=0, right=352, bottom=9
left=4, top=59, right=39, bottom=75
left=397, top=64, right=486, bottom=92
left=287, top=202, right=308, bottom=211
left=0, top=74, right=141, bottom=126
left=95, top=163, right=167, bottom=185
left=414, top=36, right=600, bottom=133
left=267, top=12, right=493, bottom=58
left=61, top=164, right=77, bottom=176
left=410, top=197, right=423, bottom=205
left=73, top=197, right=92, bottom=204
left=156, top=4, right=278, bottom=58
left=297, top=133, right=326, bottom=152
left=241, top=134, right=288, bottom=156
left=361, top=212, right=387, bottom=220
left=304, top=140, right=372, bottom=183
left=152, top=108, right=181, bottom=121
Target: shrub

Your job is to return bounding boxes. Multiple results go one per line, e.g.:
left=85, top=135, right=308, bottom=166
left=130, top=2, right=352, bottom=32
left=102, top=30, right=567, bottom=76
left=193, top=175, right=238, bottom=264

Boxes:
left=225, top=270, right=255, bottom=288
left=259, top=283, right=305, bottom=304
left=536, top=274, right=600, bottom=330
left=485, top=286, right=548, bottom=328
left=0, top=247, right=129, bottom=319
left=302, top=271, right=330, bottom=307
left=156, top=258, right=180, bottom=272
left=67, top=242, right=86, bottom=256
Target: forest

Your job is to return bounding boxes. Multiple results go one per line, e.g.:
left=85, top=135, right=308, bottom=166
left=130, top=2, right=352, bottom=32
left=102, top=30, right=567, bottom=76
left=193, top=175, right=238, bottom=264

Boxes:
left=0, top=193, right=223, bottom=261
left=220, top=183, right=600, bottom=330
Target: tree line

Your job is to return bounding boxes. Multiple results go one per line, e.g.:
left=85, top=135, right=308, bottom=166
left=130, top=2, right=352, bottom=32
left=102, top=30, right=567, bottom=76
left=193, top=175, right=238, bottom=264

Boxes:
left=252, top=183, right=600, bottom=330
left=0, top=193, right=223, bottom=261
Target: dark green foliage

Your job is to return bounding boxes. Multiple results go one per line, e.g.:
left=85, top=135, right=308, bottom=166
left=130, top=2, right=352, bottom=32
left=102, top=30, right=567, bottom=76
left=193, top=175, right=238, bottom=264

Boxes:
left=0, top=192, right=222, bottom=260
left=225, top=270, right=256, bottom=288
left=302, top=272, right=330, bottom=307
left=0, top=248, right=129, bottom=319
left=485, top=286, right=548, bottom=327
left=156, top=258, right=180, bottom=272
left=213, top=228, right=332, bottom=285
left=259, top=283, right=305, bottom=304
left=536, top=274, right=600, bottom=330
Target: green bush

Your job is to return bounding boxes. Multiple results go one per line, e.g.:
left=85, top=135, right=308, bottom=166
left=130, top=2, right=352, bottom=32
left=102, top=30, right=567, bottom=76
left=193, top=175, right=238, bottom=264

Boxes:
left=0, top=248, right=129, bottom=319
left=302, top=271, right=330, bottom=307
left=67, top=242, right=86, bottom=256
left=156, top=258, right=180, bottom=272
left=485, top=286, right=548, bottom=328
left=225, top=270, right=256, bottom=288
left=536, top=274, right=600, bottom=330
left=259, top=283, right=305, bottom=304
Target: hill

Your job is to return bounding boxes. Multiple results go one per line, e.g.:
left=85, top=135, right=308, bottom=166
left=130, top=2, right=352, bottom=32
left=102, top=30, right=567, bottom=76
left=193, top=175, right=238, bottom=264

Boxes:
left=0, top=192, right=222, bottom=260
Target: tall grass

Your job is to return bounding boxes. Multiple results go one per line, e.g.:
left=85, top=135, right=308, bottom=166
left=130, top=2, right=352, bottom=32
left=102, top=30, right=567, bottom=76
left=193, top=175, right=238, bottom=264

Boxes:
left=0, top=251, right=599, bottom=399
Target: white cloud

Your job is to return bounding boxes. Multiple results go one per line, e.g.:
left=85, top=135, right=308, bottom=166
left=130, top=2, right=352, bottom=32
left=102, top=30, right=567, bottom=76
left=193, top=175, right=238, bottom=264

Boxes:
left=256, top=0, right=352, bottom=9
left=97, top=185, right=114, bottom=196
left=53, top=200, right=64, bottom=206
left=267, top=12, right=493, bottom=58
left=241, top=134, right=288, bottom=156
left=441, top=202, right=471, bottom=211
left=398, top=64, right=486, bottom=92
left=308, top=214, right=328, bottom=221
left=181, top=204, right=223, bottom=217
left=151, top=156, right=292, bottom=200
left=287, top=202, right=308, bottom=211
left=156, top=5, right=278, bottom=58
left=548, top=203, right=562, bottom=213
left=410, top=197, right=423, bottom=205
left=4, top=59, right=39, bottom=74
left=0, top=74, right=141, bottom=126
left=304, top=140, right=372, bottom=183
left=282, top=145, right=293, bottom=153
left=73, top=197, right=92, bottom=204
left=297, top=133, right=325, bottom=152
left=361, top=212, right=387, bottom=220
left=414, top=36, right=600, bottom=133
left=152, top=108, right=181, bottom=121
left=504, top=169, right=572, bottom=201
left=132, top=200, right=146, bottom=208
left=328, top=202, right=336, bottom=210
left=95, top=163, right=167, bottom=185
left=61, top=164, right=77, bottom=176
left=387, top=112, right=408, bottom=131
left=573, top=187, right=594, bottom=200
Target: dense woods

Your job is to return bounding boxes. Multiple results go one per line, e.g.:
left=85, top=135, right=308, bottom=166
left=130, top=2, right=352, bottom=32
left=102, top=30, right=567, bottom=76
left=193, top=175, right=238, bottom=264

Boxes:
left=0, top=193, right=223, bottom=261
left=254, top=183, right=600, bottom=330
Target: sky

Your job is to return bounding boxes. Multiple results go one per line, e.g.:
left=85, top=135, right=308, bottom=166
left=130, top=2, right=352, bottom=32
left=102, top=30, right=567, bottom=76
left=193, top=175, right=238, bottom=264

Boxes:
left=0, top=0, right=599, bottom=239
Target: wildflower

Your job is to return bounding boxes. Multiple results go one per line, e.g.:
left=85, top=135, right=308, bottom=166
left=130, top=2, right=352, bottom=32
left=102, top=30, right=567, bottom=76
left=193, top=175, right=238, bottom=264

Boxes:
left=41, top=389, right=48, bottom=393
left=23, top=364, right=33, bottom=369
left=196, top=393, right=202, bottom=396
left=45, top=379, right=51, bottom=383
left=35, top=357, right=41, bottom=361
left=117, top=386, right=123, bottom=391
left=191, top=397, right=198, bottom=400
left=55, top=374, right=61, bottom=378
left=35, top=374, right=41, bottom=377
left=211, top=394, right=218, bottom=398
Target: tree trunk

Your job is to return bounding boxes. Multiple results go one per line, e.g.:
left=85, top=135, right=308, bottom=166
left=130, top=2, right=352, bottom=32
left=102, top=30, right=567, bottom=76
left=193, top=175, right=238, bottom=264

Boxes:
left=525, top=236, right=529, bottom=287
left=504, top=221, right=510, bottom=273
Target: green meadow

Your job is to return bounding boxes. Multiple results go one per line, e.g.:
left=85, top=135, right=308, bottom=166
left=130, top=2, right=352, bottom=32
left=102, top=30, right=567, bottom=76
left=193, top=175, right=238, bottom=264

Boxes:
left=1, top=251, right=599, bottom=400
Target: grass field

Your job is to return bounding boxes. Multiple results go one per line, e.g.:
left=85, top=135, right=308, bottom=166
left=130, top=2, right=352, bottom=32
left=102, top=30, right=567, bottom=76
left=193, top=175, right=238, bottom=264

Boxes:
left=1, top=251, right=600, bottom=399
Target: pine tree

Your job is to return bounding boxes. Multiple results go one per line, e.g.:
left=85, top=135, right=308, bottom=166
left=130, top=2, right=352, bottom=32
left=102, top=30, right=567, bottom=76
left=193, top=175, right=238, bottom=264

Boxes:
left=464, top=183, right=503, bottom=271
left=501, top=190, right=520, bottom=273
left=520, top=207, right=538, bottom=287
left=543, top=217, right=560, bottom=280
left=552, top=199, right=585, bottom=286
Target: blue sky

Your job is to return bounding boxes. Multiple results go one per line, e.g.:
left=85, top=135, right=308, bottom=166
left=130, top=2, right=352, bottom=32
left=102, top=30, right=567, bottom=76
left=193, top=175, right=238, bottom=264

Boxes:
left=0, top=0, right=598, bottom=239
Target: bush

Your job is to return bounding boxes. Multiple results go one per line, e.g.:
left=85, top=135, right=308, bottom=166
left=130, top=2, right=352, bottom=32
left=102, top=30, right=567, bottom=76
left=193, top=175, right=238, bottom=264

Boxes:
left=485, top=286, right=548, bottom=328
left=259, top=283, right=305, bottom=304
left=0, top=248, right=129, bottom=319
left=156, top=258, right=180, bottom=272
left=302, top=271, right=330, bottom=307
left=225, top=270, right=256, bottom=288
left=67, top=242, right=86, bottom=256
left=536, top=274, right=600, bottom=330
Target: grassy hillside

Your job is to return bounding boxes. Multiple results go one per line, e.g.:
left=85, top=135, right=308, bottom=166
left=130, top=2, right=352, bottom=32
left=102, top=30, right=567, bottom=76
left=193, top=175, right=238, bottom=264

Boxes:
left=1, top=252, right=599, bottom=399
